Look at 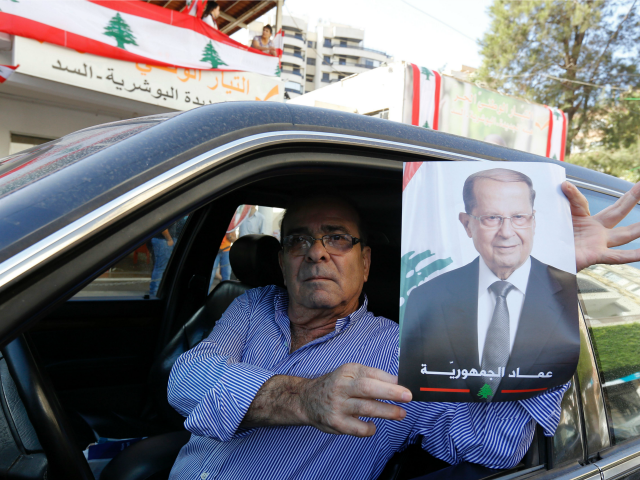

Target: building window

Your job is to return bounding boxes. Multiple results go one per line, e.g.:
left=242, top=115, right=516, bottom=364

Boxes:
left=323, top=55, right=331, bottom=65
left=307, top=57, right=316, bottom=66
left=323, top=38, right=331, bottom=47
left=285, top=81, right=302, bottom=93
left=340, top=41, right=347, bottom=47
left=307, top=41, right=316, bottom=48
left=339, top=58, right=346, bottom=65
left=9, top=133, right=55, bottom=155
left=338, top=75, right=346, bottom=80
left=322, top=73, right=330, bottom=83
left=306, top=75, right=314, bottom=83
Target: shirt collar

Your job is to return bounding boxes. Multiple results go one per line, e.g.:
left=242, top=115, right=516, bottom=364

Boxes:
left=478, top=256, right=531, bottom=295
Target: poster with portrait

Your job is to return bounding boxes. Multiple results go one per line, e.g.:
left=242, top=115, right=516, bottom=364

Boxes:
left=398, top=162, right=579, bottom=402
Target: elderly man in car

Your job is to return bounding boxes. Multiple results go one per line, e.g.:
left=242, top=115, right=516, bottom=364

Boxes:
left=167, top=181, right=640, bottom=480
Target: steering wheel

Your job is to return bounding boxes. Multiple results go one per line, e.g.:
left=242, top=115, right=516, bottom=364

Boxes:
left=2, top=335, right=95, bottom=480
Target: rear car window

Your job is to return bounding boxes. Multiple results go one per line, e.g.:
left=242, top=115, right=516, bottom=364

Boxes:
left=72, top=215, right=189, bottom=299
left=578, top=188, right=640, bottom=444
left=209, top=205, right=283, bottom=293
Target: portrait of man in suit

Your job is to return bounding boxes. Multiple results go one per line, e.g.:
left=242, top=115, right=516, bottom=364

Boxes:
left=398, top=167, right=579, bottom=403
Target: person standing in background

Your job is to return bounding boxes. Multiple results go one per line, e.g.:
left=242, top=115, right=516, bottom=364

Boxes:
left=149, top=229, right=174, bottom=296
left=209, top=229, right=237, bottom=291
left=239, top=205, right=268, bottom=237
left=202, top=1, right=220, bottom=30
left=252, top=25, right=276, bottom=56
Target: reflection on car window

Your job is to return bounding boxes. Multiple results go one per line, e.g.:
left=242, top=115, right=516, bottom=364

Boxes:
left=72, top=216, right=189, bottom=299
left=578, top=188, right=640, bottom=444
left=209, top=205, right=283, bottom=293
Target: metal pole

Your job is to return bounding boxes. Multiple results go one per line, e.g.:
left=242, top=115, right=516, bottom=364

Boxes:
left=275, top=0, right=283, bottom=34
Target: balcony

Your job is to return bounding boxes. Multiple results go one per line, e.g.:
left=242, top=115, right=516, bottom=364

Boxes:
left=281, top=52, right=305, bottom=68
left=283, top=33, right=306, bottom=50
left=330, top=61, right=375, bottom=75
left=330, top=44, right=390, bottom=63
left=281, top=69, right=303, bottom=77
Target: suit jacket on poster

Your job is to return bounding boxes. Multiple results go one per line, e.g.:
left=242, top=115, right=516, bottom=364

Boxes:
left=398, top=256, right=579, bottom=402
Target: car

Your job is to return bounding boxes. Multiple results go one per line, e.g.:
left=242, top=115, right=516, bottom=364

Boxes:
left=0, top=102, right=639, bottom=480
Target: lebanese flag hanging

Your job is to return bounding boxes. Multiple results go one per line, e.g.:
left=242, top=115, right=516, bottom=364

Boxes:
left=0, top=64, right=18, bottom=83
left=410, top=63, right=441, bottom=130
left=545, top=106, right=568, bottom=161
left=273, top=29, right=284, bottom=59
left=0, top=0, right=279, bottom=76
left=181, top=0, right=207, bottom=19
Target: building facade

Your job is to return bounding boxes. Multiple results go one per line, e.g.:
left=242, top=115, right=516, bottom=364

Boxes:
left=250, top=16, right=393, bottom=99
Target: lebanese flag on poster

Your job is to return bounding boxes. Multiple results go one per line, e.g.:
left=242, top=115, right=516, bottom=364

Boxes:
left=0, top=1, right=279, bottom=76
left=545, top=106, right=568, bottom=161
left=410, top=63, right=441, bottom=130
left=0, top=64, right=18, bottom=83
left=273, top=29, right=284, bottom=59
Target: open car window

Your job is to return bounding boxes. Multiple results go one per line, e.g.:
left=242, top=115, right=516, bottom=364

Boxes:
left=71, top=215, right=189, bottom=299
left=577, top=188, right=640, bottom=445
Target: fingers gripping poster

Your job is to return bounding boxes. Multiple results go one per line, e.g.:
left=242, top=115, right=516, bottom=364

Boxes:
left=398, top=162, right=580, bottom=402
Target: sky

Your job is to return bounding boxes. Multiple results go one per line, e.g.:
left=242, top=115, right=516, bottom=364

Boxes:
left=232, top=0, right=494, bottom=72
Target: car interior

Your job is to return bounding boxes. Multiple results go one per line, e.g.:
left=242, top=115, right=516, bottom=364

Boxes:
left=0, top=158, right=563, bottom=480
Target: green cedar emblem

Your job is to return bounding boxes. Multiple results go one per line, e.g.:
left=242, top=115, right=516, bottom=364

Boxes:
left=201, top=41, right=227, bottom=69
left=275, top=64, right=281, bottom=77
left=477, top=384, right=494, bottom=400
left=553, top=110, right=561, bottom=120
left=422, top=120, right=430, bottom=129
left=104, top=13, right=138, bottom=50
left=420, top=66, right=433, bottom=81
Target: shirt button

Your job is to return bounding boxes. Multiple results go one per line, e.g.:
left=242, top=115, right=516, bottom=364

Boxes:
left=201, top=473, right=209, bottom=480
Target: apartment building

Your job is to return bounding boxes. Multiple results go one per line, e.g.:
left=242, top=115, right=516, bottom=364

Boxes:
left=250, top=16, right=393, bottom=99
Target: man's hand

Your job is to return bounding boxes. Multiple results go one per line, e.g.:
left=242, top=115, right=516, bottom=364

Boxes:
left=563, top=181, right=640, bottom=271
left=241, top=363, right=412, bottom=438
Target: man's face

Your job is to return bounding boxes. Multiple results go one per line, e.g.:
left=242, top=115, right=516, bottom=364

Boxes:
left=459, top=179, right=535, bottom=279
left=278, top=199, right=371, bottom=312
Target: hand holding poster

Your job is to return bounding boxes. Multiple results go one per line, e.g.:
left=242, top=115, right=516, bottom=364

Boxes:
left=398, top=162, right=579, bottom=402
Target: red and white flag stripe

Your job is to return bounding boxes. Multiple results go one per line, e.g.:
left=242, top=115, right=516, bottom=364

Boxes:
left=0, top=64, right=18, bottom=83
left=273, top=29, right=284, bottom=59
left=0, top=1, right=279, bottom=76
left=181, top=0, right=206, bottom=19
left=411, top=63, right=441, bottom=130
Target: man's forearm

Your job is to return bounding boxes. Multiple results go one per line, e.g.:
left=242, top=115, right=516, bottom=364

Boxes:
left=240, top=375, right=309, bottom=428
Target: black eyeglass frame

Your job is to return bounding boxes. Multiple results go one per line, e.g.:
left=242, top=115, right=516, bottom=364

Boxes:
left=467, top=213, right=536, bottom=229
left=281, top=234, right=362, bottom=256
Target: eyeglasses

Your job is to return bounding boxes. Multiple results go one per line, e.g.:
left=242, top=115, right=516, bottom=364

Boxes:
left=281, top=234, right=362, bottom=256
left=468, top=213, right=535, bottom=229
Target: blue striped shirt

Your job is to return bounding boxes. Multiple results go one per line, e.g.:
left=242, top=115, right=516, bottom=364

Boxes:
left=168, top=285, right=568, bottom=480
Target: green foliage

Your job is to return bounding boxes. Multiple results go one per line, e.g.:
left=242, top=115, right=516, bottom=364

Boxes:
left=477, top=0, right=640, bottom=155
left=201, top=41, right=227, bottom=69
left=566, top=142, right=640, bottom=182
left=103, top=13, right=138, bottom=50
left=590, top=323, right=640, bottom=379
left=477, top=384, right=494, bottom=399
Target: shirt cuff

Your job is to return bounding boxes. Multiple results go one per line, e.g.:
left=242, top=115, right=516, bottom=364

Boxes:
left=184, top=362, right=275, bottom=442
left=518, top=381, right=571, bottom=437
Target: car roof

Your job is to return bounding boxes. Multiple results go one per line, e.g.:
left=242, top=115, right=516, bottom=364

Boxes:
left=0, top=101, right=632, bottom=266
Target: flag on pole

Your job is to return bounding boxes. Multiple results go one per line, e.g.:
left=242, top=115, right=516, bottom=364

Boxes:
left=0, top=1, right=279, bottom=76
left=0, top=64, right=18, bottom=83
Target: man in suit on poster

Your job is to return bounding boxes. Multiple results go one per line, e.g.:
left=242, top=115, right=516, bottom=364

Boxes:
left=399, top=168, right=579, bottom=402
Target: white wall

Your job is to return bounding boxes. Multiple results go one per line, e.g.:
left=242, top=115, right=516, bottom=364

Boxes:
left=0, top=96, right=125, bottom=157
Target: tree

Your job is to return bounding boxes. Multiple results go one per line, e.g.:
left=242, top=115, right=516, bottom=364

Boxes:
left=201, top=41, right=227, bottom=69
left=567, top=141, right=640, bottom=182
left=103, top=13, right=138, bottom=50
left=477, top=384, right=494, bottom=400
left=476, top=0, right=640, bottom=155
